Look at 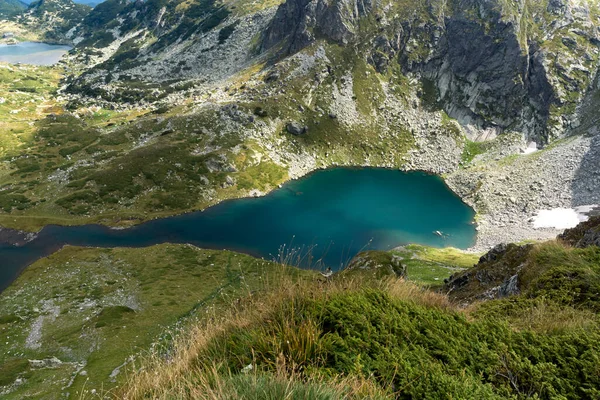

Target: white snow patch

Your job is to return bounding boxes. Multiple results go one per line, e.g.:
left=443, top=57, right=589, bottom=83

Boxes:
left=523, top=142, right=538, bottom=154
left=533, top=205, right=597, bottom=229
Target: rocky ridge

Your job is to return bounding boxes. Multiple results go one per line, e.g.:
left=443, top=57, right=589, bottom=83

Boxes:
left=65, top=0, right=600, bottom=140
left=445, top=215, right=600, bottom=306
left=1, top=0, right=600, bottom=253
left=0, top=0, right=91, bottom=44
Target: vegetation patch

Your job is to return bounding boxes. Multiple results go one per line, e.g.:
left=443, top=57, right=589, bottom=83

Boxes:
left=0, top=358, right=29, bottom=387
left=94, top=306, right=135, bottom=328
left=462, top=139, right=491, bottom=164
left=120, top=274, right=600, bottom=399
left=0, top=245, right=312, bottom=398
left=393, top=244, right=480, bottom=286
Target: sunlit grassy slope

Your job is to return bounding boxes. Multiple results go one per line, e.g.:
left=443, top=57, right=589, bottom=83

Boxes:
left=0, top=228, right=599, bottom=399
left=120, top=240, right=600, bottom=400
left=0, top=244, right=313, bottom=398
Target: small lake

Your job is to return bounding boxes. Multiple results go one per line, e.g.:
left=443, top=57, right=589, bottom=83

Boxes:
left=0, top=42, right=72, bottom=65
left=0, top=168, right=477, bottom=290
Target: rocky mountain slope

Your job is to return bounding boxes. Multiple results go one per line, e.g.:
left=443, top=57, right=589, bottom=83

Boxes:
left=0, top=0, right=27, bottom=18
left=8, top=0, right=91, bottom=43
left=65, top=0, right=600, bottom=141
left=0, top=0, right=599, bottom=250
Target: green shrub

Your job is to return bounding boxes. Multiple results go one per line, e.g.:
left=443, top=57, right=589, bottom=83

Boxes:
left=218, top=22, right=238, bottom=44
left=0, top=358, right=29, bottom=386
left=0, top=193, right=31, bottom=212
left=94, top=305, right=135, bottom=328
left=219, top=374, right=364, bottom=400
left=0, top=314, right=21, bottom=324
left=521, top=244, right=600, bottom=311
left=202, top=289, right=600, bottom=399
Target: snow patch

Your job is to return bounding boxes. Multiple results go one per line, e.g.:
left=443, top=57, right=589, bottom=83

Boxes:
left=522, top=142, right=538, bottom=154
left=532, top=205, right=597, bottom=229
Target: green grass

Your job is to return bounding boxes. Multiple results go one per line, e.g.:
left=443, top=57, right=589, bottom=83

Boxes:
left=124, top=274, right=600, bottom=399
left=0, top=64, right=62, bottom=158
left=213, top=374, right=382, bottom=400
left=0, top=358, right=30, bottom=386
left=0, top=244, right=314, bottom=398
left=462, top=139, right=490, bottom=164
left=521, top=242, right=600, bottom=311
left=393, top=245, right=480, bottom=286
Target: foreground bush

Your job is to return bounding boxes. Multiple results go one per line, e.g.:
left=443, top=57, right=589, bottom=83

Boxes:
left=119, top=277, right=600, bottom=399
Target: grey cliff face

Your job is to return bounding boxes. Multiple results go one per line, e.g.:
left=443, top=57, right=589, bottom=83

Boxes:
left=262, top=0, right=600, bottom=143
left=262, top=0, right=373, bottom=53
left=421, top=17, right=540, bottom=135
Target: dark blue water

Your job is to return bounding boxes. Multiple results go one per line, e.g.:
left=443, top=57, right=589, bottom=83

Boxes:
left=0, top=168, right=477, bottom=290
left=0, top=42, right=72, bottom=65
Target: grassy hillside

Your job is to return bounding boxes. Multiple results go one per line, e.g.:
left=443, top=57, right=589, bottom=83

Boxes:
left=0, top=0, right=27, bottom=18
left=120, top=246, right=600, bottom=399
left=0, top=64, right=62, bottom=157
left=0, top=48, right=420, bottom=233
left=0, top=244, right=313, bottom=398
left=1, top=221, right=599, bottom=398
left=115, top=219, right=600, bottom=399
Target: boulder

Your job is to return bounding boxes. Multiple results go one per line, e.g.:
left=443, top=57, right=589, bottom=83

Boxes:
left=286, top=121, right=308, bottom=135
left=342, top=251, right=407, bottom=279
left=262, top=0, right=373, bottom=54
left=558, top=215, right=600, bottom=248
left=254, top=107, right=268, bottom=117
left=222, top=175, right=235, bottom=188
left=264, top=70, right=280, bottom=82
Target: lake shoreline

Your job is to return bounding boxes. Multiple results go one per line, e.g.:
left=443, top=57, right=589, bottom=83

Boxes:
left=0, top=168, right=477, bottom=291
left=0, top=41, right=72, bottom=66
left=0, top=165, right=475, bottom=235
left=0, top=157, right=575, bottom=256
left=0, top=226, right=38, bottom=247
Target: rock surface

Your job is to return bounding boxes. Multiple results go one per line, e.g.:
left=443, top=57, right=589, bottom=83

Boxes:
left=343, top=251, right=407, bottom=279
left=2, top=0, right=600, bottom=255
left=558, top=215, right=600, bottom=247
left=446, top=216, right=600, bottom=305
left=445, top=243, right=533, bottom=305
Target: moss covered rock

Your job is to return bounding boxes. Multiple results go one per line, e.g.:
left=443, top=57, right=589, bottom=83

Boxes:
left=342, top=250, right=407, bottom=279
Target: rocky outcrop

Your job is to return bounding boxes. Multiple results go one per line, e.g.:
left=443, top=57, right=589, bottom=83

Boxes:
left=262, top=0, right=373, bottom=53
left=445, top=243, right=533, bottom=304
left=286, top=121, right=308, bottom=135
left=558, top=215, right=600, bottom=248
left=446, top=216, right=600, bottom=305
left=261, top=0, right=600, bottom=142
left=343, top=251, right=407, bottom=279
left=417, top=18, right=552, bottom=141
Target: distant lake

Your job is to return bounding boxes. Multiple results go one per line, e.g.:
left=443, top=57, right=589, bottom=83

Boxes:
left=0, top=42, right=72, bottom=65
left=0, top=168, right=477, bottom=290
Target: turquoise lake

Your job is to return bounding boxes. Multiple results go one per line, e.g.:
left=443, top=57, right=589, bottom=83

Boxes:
left=0, top=42, right=72, bottom=65
left=0, top=168, right=477, bottom=290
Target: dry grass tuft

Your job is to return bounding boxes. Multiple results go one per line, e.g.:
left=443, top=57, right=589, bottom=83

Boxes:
left=106, top=270, right=451, bottom=399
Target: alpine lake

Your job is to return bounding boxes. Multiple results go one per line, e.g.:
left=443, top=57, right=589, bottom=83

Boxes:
left=0, top=41, right=72, bottom=65
left=0, top=168, right=477, bottom=290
